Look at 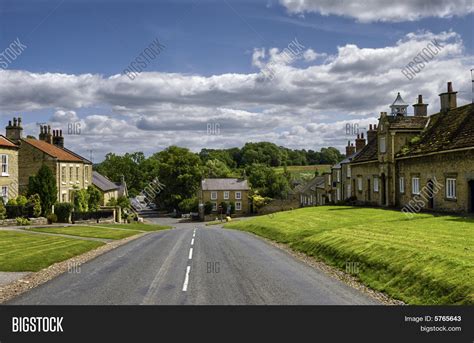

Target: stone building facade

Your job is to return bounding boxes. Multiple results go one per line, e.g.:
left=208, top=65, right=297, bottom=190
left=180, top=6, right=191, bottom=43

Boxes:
left=5, top=118, right=92, bottom=204
left=0, top=135, right=19, bottom=203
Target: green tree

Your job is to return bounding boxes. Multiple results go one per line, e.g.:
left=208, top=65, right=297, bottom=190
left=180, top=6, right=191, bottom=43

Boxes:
left=87, top=186, right=102, bottom=211
left=73, top=188, right=89, bottom=212
left=27, top=165, right=57, bottom=215
left=204, top=201, right=213, bottom=215
left=179, top=197, right=199, bottom=213
left=202, top=159, right=233, bottom=178
left=27, top=194, right=42, bottom=218
left=246, top=163, right=290, bottom=198
left=117, top=196, right=130, bottom=209
left=106, top=197, right=117, bottom=206
left=16, top=195, right=28, bottom=206
left=0, top=199, right=6, bottom=220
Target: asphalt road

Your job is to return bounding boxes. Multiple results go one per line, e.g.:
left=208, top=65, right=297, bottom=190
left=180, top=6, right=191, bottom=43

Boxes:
left=8, top=221, right=379, bottom=305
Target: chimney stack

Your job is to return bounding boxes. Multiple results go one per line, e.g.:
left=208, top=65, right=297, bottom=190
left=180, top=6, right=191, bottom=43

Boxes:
left=52, top=129, right=64, bottom=148
left=345, top=140, right=356, bottom=156
left=439, top=82, right=457, bottom=112
left=355, top=133, right=366, bottom=152
left=41, top=125, right=53, bottom=144
left=413, top=94, right=428, bottom=116
left=367, top=124, right=377, bottom=142
left=5, top=116, right=23, bottom=143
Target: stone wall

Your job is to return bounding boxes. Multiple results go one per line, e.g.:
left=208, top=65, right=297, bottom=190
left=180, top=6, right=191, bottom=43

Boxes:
left=0, top=217, right=47, bottom=227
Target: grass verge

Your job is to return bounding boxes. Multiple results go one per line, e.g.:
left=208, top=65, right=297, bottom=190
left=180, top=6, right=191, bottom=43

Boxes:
left=29, top=226, right=141, bottom=240
left=92, top=223, right=172, bottom=232
left=0, top=231, right=103, bottom=272
left=224, top=206, right=474, bottom=305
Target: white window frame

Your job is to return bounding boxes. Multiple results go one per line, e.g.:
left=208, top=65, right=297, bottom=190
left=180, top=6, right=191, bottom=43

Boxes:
left=399, top=177, right=405, bottom=193
left=223, top=191, right=229, bottom=200
left=235, top=191, right=242, bottom=200
left=1, top=186, right=7, bottom=203
left=357, top=177, right=363, bottom=191
left=412, top=177, right=420, bottom=195
left=211, top=202, right=217, bottom=211
left=347, top=184, right=351, bottom=198
left=336, top=170, right=341, bottom=182
left=336, top=187, right=341, bottom=201
left=373, top=177, right=379, bottom=192
left=446, top=178, right=456, bottom=199
left=235, top=201, right=242, bottom=211
left=1, top=154, right=8, bottom=176
left=347, top=165, right=351, bottom=178
left=379, top=137, right=386, bottom=153
left=210, top=191, right=217, bottom=200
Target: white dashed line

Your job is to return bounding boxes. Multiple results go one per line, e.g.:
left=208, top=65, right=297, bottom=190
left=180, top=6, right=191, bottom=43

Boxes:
left=191, top=238, right=194, bottom=246
left=182, top=266, right=191, bottom=291
left=188, top=247, right=193, bottom=260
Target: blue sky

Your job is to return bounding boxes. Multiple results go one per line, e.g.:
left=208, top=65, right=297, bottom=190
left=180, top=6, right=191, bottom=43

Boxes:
left=0, top=0, right=473, bottom=161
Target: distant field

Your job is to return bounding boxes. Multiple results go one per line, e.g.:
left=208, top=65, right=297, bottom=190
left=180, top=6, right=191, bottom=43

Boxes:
left=225, top=206, right=474, bottom=305
left=0, top=231, right=103, bottom=272
left=273, top=165, right=331, bottom=180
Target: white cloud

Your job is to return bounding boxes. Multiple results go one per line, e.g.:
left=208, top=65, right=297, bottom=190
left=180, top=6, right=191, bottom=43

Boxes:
left=1, top=31, right=472, bottom=160
left=279, top=0, right=474, bottom=22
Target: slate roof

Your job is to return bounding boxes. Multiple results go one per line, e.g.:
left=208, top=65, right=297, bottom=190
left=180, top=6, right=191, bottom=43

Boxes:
left=201, top=178, right=249, bottom=191
left=92, top=171, right=119, bottom=192
left=397, top=103, right=474, bottom=158
left=386, top=115, right=428, bottom=130
left=300, top=176, right=324, bottom=193
left=22, top=138, right=83, bottom=162
left=351, top=135, right=378, bottom=164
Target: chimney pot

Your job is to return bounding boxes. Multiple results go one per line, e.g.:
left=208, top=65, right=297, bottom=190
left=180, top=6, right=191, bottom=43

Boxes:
left=439, top=81, right=457, bottom=112
left=418, top=94, right=423, bottom=104
left=447, top=82, right=453, bottom=92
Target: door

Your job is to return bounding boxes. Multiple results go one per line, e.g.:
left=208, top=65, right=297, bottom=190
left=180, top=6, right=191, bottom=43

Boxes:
left=367, top=179, right=371, bottom=201
left=469, top=181, right=474, bottom=213
left=381, top=173, right=386, bottom=206
left=427, top=179, right=434, bottom=209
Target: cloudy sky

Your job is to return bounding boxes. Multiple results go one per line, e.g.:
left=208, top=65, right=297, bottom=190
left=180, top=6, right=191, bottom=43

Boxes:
left=0, top=0, right=473, bottom=162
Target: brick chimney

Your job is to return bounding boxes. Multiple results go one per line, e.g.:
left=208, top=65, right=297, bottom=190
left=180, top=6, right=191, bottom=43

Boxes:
left=345, top=140, right=356, bottom=156
left=367, top=124, right=377, bottom=142
left=413, top=94, right=428, bottom=116
left=5, top=116, right=23, bottom=143
left=39, top=125, right=53, bottom=144
left=52, top=129, right=64, bottom=148
left=439, top=82, right=457, bottom=112
left=355, top=133, right=366, bottom=152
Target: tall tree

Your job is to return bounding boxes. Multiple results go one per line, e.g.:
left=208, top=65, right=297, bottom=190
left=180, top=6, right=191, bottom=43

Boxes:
left=27, top=165, right=57, bottom=215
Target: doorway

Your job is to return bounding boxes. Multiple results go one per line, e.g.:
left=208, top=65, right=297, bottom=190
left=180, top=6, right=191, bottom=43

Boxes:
left=469, top=180, right=474, bottom=213
left=427, top=179, right=434, bottom=209
left=367, top=179, right=371, bottom=201
left=381, top=173, right=386, bottom=205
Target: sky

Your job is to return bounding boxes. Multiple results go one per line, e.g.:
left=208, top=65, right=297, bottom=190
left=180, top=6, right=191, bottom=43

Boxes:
left=0, top=0, right=473, bottom=162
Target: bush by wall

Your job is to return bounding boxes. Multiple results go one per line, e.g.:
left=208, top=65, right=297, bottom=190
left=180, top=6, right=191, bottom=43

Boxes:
left=55, top=202, right=74, bottom=223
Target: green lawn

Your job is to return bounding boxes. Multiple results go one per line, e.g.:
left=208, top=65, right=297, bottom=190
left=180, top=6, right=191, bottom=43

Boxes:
left=225, top=206, right=474, bottom=305
left=0, top=231, right=103, bottom=272
left=92, top=223, right=172, bottom=232
left=30, top=226, right=142, bottom=240
left=273, top=165, right=331, bottom=181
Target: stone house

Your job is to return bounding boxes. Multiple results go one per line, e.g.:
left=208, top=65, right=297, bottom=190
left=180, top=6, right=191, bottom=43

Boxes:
left=5, top=118, right=93, bottom=204
left=92, top=171, right=119, bottom=206
left=198, top=178, right=250, bottom=219
left=347, top=82, right=474, bottom=213
left=0, top=135, right=19, bottom=203
left=297, top=176, right=324, bottom=206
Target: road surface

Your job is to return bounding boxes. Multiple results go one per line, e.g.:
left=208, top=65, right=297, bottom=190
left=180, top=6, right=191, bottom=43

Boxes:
left=8, top=220, right=379, bottom=305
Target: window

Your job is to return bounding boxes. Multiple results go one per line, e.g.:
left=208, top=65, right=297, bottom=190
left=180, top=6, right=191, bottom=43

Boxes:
left=235, top=202, right=242, bottom=211
left=235, top=191, right=241, bottom=200
left=446, top=178, right=456, bottom=199
left=61, top=193, right=67, bottom=202
left=347, top=165, right=351, bottom=178
left=379, top=137, right=386, bottom=153
left=357, top=177, right=363, bottom=191
left=337, top=170, right=341, bottom=182
left=84, top=166, right=89, bottom=181
left=61, top=166, right=66, bottom=180
left=1, top=154, right=8, bottom=175
left=1, top=186, right=7, bottom=203
left=224, top=191, right=229, bottom=200
left=212, top=202, right=217, bottom=211
left=373, top=177, right=379, bottom=192
left=412, top=177, right=420, bottom=195
left=76, top=167, right=80, bottom=181
left=69, top=167, right=74, bottom=181
left=347, top=184, right=351, bottom=198
left=328, top=175, right=332, bottom=184
left=399, top=177, right=405, bottom=193
left=336, top=188, right=341, bottom=201
left=210, top=191, right=217, bottom=200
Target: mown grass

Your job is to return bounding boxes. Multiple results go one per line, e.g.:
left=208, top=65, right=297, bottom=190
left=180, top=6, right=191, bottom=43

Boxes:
left=30, top=226, right=141, bottom=240
left=0, top=231, right=103, bottom=272
left=92, top=223, right=172, bottom=232
left=225, top=206, right=474, bottom=305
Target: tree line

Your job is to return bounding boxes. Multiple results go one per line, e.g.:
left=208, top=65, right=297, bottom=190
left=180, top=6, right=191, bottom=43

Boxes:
left=95, top=142, right=344, bottom=212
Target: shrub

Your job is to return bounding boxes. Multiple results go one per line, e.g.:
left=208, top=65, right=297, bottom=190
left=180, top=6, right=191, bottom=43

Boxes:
left=117, top=196, right=130, bottom=209
left=7, top=198, right=17, bottom=206
left=16, top=195, right=28, bottom=206
left=87, top=186, right=102, bottom=211
left=179, top=197, right=198, bottom=213
left=106, top=197, right=118, bottom=206
left=27, top=165, right=57, bottom=215
left=73, top=189, right=89, bottom=212
left=47, top=213, right=58, bottom=224
left=16, top=217, right=31, bottom=226
left=219, top=201, right=228, bottom=214
left=0, top=200, right=6, bottom=220
left=55, top=202, right=74, bottom=223
left=229, top=201, right=236, bottom=215
left=27, top=194, right=42, bottom=218
left=204, top=201, right=213, bottom=215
